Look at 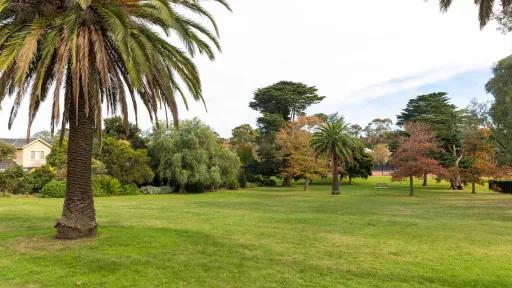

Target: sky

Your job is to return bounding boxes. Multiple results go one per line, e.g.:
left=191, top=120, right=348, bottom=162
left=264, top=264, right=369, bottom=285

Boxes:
left=1, top=0, right=511, bottom=138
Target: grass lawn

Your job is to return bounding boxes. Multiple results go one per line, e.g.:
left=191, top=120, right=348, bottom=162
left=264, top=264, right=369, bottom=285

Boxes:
left=1, top=176, right=512, bottom=287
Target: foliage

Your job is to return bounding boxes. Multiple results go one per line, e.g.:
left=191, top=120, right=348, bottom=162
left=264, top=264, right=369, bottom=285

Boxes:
left=121, top=184, right=140, bottom=196
left=92, top=175, right=122, bottom=197
left=438, top=0, right=511, bottom=28
left=96, top=138, right=154, bottom=185
left=276, top=116, right=328, bottom=190
left=362, top=118, right=393, bottom=147
left=47, top=139, right=68, bottom=170
left=486, top=55, right=512, bottom=165
left=26, top=164, right=57, bottom=193
left=140, top=186, right=172, bottom=195
left=149, top=119, right=240, bottom=193
left=345, top=145, right=373, bottom=182
left=103, top=117, right=148, bottom=149
left=397, top=92, right=464, bottom=188
left=391, top=123, right=447, bottom=195
left=40, top=180, right=66, bottom=198
left=32, top=131, right=53, bottom=143
left=91, top=159, right=108, bottom=176
left=311, top=114, right=356, bottom=194
left=0, top=141, right=15, bottom=162
left=250, top=81, right=325, bottom=122
left=0, top=165, right=30, bottom=194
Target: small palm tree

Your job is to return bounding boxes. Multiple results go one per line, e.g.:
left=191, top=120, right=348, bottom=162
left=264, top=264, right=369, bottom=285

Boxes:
left=311, top=114, right=355, bottom=195
left=0, top=0, right=230, bottom=239
left=437, top=0, right=511, bottom=28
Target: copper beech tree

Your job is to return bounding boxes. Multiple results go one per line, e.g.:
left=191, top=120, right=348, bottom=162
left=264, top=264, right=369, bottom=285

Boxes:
left=276, top=116, right=329, bottom=191
left=391, top=123, right=447, bottom=196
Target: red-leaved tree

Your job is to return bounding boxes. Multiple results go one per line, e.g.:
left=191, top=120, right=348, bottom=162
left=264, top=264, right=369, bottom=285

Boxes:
left=391, top=123, right=447, bottom=196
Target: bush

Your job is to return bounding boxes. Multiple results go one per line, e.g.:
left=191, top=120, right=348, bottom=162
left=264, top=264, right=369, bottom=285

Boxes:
left=140, top=186, right=171, bottom=195
left=92, top=175, right=121, bottom=196
left=40, top=180, right=66, bottom=198
left=121, top=184, right=140, bottom=196
left=26, top=164, right=56, bottom=193
left=0, top=165, right=31, bottom=194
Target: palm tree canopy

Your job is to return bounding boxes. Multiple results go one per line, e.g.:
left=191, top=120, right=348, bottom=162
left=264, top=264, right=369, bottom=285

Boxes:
left=438, top=0, right=512, bottom=28
left=0, top=0, right=230, bottom=138
left=310, top=113, right=355, bottom=163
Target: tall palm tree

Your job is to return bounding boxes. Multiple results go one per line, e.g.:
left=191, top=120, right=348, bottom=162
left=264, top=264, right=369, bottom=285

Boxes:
left=0, top=0, right=230, bottom=239
left=311, top=114, right=355, bottom=195
left=437, top=0, right=512, bottom=28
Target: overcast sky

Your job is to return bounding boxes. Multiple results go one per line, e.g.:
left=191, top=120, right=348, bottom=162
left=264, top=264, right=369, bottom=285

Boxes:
left=1, top=0, right=511, bottom=138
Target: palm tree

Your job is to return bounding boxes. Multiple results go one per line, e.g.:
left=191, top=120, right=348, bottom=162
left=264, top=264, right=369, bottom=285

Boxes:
left=311, top=114, right=355, bottom=195
left=437, top=0, right=512, bottom=28
left=0, top=0, right=230, bottom=239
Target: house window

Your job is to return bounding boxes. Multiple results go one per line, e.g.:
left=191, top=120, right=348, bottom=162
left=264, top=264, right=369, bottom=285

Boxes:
left=31, top=151, right=45, bottom=161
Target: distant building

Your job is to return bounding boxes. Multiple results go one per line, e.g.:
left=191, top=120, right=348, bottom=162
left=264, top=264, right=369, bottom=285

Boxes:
left=0, top=138, right=52, bottom=171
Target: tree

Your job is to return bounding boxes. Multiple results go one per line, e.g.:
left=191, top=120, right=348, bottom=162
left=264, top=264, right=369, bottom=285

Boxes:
left=0, top=0, right=230, bottom=239
left=96, top=138, right=154, bottom=185
left=149, top=119, right=240, bottom=192
left=363, top=118, right=393, bottom=147
left=460, top=102, right=498, bottom=194
left=397, top=92, right=464, bottom=189
left=103, top=117, right=147, bottom=149
left=32, top=131, right=53, bottom=143
left=437, top=0, right=512, bottom=28
left=276, top=116, right=328, bottom=191
left=0, top=141, right=14, bottom=162
left=391, top=123, right=447, bottom=196
left=230, top=124, right=258, bottom=187
left=250, top=81, right=325, bottom=122
left=371, top=144, right=392, bottom=176
left=345, top=145, right=373, bottom=184
left=311, top=114, right=356, bottom=195
left=486, top=56, right=512, bottom=165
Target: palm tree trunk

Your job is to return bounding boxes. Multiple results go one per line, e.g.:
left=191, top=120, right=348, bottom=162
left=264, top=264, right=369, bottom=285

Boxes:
left=409, top=176, right=414, bottom=196
left=332, top=152, right=340, bottom=195
left=55, top=96, right=97, bottom=239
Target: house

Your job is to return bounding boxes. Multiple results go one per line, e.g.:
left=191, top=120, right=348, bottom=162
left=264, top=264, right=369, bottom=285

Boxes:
left=0, top=138, right=52, bottom=171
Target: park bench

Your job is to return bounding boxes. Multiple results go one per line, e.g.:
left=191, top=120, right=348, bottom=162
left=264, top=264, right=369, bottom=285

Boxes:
left=375, top=183, right=388, bottom=189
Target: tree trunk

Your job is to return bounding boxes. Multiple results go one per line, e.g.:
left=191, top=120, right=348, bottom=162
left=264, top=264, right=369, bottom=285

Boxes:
left=422, top=173, right=428, bottom=186
left=471, top=171, right=476, bottom=194
left=332, top=153, right=340, bottom=195
left=304, top=179, right=309, bottom=191
left=381, top=164, right=384, bottom=176
left=409, top=176, right=414, bottom=196
left=282, top=176, right=292, bottom=188
left=55, top=96, right=97, bottom=239
left=349, top=176, right=352, bottom=185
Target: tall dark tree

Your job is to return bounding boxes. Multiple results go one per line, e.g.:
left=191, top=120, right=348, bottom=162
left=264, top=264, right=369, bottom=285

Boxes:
left=397, top=92, right=464, bottom=189
left=486, top=56, right=512, bottom=165
left=0, top=0, right=230, bottom=239
left=250, top=81, right=325, bottom=122
left=104, top=117, right=147, bottom=149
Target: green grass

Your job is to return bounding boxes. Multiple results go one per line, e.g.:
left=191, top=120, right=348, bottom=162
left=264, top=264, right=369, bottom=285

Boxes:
left=1, top=176, right=512, bottom=287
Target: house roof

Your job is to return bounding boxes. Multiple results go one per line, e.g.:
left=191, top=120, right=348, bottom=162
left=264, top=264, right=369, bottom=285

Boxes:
left=0, top=138, right=52, bottom=149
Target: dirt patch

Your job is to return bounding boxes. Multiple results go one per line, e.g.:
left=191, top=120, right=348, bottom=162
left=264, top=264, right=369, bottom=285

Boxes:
left=6, top=236, right=95, bottom=254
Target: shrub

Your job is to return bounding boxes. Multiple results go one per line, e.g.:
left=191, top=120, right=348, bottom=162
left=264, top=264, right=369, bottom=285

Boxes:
left=0, top=165, right=31, bottom=194
left=26, top=164, right=56, bottom=193
left=140, top=186, right=172, bottom=195
left=40, top=180, right=66, bottom=198
left=92, top=175, right=121, bottom=196
left=121, top=184, right=140, bottom=196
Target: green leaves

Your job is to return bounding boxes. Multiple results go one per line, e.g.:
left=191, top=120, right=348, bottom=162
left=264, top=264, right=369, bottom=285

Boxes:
left=0, top=0, right=229, bottom=137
